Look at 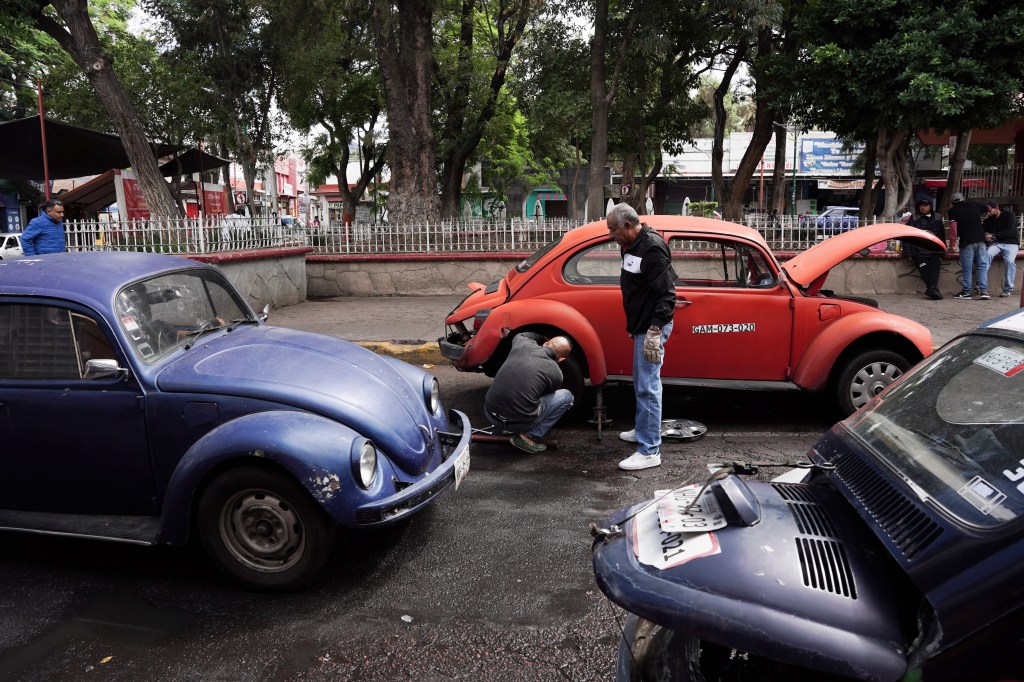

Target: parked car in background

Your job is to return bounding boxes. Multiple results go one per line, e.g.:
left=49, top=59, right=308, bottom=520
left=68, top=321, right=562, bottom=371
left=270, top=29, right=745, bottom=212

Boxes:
left=0, top=252, right=470, bottom=589
left=592, top=306, right=1024, bottom=681
left=0, top=232, right=22, bottom=259
left=815, top=206, right=861, bottom=236
left=440, top=217, right=944, bottom=416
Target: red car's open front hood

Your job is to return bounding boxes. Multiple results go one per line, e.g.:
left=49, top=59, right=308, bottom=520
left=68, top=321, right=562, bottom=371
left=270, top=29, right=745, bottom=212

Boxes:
left=783, top=223, right=945, bottom=289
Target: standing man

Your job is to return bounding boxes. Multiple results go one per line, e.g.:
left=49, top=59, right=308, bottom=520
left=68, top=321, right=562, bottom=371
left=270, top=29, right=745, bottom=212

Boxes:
left=983, top=201, right=1019, bottom=297
left=948, top=192, right=989, bottom=299
left=607, top=203, right=676, bottom=471
left=484, top=332, right=574, bottom=454
left=906, top=197, right=945, bottom=300
left=21, top=199, right=66, bottom=256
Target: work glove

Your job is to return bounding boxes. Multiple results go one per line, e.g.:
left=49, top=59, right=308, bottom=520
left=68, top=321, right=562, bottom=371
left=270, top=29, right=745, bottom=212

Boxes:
left=643, top=327, right=663, bottom=363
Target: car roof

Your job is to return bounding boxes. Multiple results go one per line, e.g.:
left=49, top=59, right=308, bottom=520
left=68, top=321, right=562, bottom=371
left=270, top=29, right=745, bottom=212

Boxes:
left=569, top=215, right=768, bottom=244
left=0, top=252, right=210, bottom=308
left=979, top=307, right=1024, bottom=335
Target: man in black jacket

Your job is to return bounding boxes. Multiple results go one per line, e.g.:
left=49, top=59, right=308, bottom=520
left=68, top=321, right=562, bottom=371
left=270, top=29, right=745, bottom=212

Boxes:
left=906, top=198, right=945, bottom=300
left=607, top=203, right=676, bottom=471
left=948, top=192, right=990, bottom=299
left=484, top=332, right=573, bottom=453
left=983, top=201, right=1019, bottom=297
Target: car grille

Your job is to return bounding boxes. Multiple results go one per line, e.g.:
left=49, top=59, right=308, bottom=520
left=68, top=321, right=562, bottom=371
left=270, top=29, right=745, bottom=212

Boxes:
left=774, top=483, right=854, bottom=598
left=814, top=431, right=943, bottom=561
left=484, top=280, right=501, bottom=294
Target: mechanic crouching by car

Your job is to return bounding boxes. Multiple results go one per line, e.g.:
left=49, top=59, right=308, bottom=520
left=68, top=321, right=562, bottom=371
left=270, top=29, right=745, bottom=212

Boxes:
left=905, top=197, right=945, bottom=300
left=606, top=202, right=676, bottom=472
left=484, top=331, right=574, bottom=453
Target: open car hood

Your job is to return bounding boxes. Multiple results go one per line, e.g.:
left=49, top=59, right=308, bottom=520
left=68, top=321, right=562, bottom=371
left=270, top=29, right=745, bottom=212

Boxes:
left=783, top=223, right=945, bottom=289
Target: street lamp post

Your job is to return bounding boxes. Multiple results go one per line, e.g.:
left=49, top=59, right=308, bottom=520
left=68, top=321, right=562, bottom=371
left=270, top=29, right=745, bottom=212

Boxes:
left=791, top=125, right=799, bottom=217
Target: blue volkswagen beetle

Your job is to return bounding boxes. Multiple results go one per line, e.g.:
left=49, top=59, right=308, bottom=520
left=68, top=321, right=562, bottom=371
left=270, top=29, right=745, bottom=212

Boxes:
left=0, top=252, right=470, bottom=589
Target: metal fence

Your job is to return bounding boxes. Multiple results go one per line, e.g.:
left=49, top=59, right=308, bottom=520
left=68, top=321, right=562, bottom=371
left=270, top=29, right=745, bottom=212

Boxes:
left=961, top=164, right=1024, bottom=200
left=63, top=212, right=1023, bottom=258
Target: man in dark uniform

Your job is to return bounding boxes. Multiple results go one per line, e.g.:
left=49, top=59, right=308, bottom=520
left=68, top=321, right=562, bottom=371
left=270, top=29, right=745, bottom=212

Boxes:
left=484, top=332, right=573, bottom=453
left=607, top=203, right=676, bottom=471
left=906, top=197, right=945, bottom=300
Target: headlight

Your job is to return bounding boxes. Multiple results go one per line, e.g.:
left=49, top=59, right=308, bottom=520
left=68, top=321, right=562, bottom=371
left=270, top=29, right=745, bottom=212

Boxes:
left=423, top=375, right=440, bottom=413
left=351, top=439, right=377, bottom=489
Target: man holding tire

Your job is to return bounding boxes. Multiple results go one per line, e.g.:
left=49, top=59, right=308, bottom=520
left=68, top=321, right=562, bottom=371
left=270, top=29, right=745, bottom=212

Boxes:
left=484, top=331, right=573, bottom=453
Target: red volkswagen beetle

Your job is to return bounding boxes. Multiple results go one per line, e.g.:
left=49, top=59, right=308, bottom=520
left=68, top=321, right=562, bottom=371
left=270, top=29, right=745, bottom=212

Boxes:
left=439, top=216, right=945, bottom=416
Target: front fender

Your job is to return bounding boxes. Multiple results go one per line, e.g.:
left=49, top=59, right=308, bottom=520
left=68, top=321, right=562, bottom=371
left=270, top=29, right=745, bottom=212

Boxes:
left=158, top=410, right=363, bottom=544
left=791, top=311, right=932, bottom=392
left=464, top=298, right=609, bottom=384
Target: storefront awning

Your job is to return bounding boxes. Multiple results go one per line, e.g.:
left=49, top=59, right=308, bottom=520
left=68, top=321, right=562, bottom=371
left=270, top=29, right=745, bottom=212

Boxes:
left=923, top=178, right=992, bottom=189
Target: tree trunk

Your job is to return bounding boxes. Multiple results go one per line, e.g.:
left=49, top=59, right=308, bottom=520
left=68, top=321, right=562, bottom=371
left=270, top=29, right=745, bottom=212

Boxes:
left=876, top=127, right=905, bottom=219
left=858, top=134, right=878, bottom=220
left=940, top=129, right=972, bottom=217
left=770, top=123, right=787, bottom=213
left=710, top=42, right=748, bottom=216
left=373, top=0, right=440, bottom=225
left=39, top=0, right=179, bottom=219
left=635, top=150, right=662, bottom=215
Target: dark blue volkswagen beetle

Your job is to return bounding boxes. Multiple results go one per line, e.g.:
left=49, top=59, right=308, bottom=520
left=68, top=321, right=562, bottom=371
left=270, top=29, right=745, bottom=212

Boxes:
left=592, top=307, right=1024, bottom=681
left=0, top=252, right=470, bottom=589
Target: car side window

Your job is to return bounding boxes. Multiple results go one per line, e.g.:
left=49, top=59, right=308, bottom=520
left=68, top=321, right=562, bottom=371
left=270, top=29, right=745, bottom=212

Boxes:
left=668, top=237, right=776, bottom=288
left=0, top=304, right=116, bottom=380
left=563, top=240, right=621, bottom=285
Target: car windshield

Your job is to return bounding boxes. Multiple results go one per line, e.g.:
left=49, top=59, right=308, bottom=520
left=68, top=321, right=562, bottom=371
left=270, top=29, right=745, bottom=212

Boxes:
left=516, top=235, right=564, bottom=273
left=116, top=269, right=255, bottom=363
left=843, top=334, right=1024, bottom=528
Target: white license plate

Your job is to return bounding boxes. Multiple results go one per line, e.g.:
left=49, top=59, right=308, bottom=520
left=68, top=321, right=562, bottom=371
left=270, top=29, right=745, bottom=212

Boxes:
left=655, top=485, right=727, bottom=533
left=453, top=445, right=470, bottom=489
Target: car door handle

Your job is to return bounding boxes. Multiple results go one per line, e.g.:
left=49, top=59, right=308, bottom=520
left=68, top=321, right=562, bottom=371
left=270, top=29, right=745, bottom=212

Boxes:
left=675, top=299, right=692, bottom=307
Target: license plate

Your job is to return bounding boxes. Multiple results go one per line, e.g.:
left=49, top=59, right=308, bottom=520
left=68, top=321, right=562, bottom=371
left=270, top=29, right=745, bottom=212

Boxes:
left=655, top=485, right=727, bottom=533
left=453, top=445, right=470, bottom=489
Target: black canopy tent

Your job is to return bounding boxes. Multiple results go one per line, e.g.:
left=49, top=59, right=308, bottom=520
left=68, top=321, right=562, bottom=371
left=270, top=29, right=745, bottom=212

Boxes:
left=0, top=115, right=179, bottom=181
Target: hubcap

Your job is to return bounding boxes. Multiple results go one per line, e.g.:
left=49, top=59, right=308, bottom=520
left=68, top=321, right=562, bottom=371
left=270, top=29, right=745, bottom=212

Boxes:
left=219, top=489, right=305, bottom=573
left=849, top=361, right=902, bottom=409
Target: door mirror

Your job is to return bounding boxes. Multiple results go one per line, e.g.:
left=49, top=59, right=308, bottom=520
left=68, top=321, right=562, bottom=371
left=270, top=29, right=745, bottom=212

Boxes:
left=84, top=358, right=127, bottom=380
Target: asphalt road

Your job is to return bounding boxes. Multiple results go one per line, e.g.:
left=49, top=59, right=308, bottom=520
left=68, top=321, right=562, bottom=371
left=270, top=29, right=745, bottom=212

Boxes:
left=1, top=292, right=1017, bottom=681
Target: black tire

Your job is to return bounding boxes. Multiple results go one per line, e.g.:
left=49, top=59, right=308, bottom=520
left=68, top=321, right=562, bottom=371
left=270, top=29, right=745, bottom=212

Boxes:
left=833, top=349, right=909, bottom=416
left=559, top=352, right=591, bottom=422
left=197, top=467, right=335, bottom=590
left=627, top=620, right=852, bottom=682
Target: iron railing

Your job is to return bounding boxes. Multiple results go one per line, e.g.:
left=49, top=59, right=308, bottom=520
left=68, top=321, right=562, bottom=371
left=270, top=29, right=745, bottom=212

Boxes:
left=960, top=164, right=1024, bottom=200
left=62, top=213, right=1023, bottom=258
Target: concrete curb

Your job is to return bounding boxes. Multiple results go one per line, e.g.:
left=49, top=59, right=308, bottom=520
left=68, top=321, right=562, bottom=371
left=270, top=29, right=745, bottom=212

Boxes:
left=356, top=341, right=447, bottom=366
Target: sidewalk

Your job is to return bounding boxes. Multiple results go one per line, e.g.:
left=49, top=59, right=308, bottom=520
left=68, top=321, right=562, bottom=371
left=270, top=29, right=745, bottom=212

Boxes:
left=268, top=292, right=1022, bottom=363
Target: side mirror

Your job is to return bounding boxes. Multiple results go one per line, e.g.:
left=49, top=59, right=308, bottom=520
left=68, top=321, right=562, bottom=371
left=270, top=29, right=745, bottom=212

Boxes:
left=261, top=304, right=270, bottom=322
left=84, top=358, right=127, bottom=380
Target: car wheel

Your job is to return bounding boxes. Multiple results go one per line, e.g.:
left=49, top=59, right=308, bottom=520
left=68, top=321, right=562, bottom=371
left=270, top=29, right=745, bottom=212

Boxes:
left=626, top=620, right=852, bottom=681
left=834, top=349, right=909, bottom=416
left=559, top=352, right=590, bottom=421
left=198, top=467, right=335, bottom=590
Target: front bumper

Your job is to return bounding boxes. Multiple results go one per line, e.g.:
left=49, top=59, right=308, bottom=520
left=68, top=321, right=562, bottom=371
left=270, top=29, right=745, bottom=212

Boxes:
left=354, top=409, right=471, bottom=525
left=438, top=333, right=466, bottom=362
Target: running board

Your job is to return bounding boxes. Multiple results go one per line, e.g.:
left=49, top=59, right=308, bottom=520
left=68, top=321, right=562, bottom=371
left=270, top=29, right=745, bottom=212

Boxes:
left=604, top=375, right=801, bottom=391
left=0, top=509, right=160, bottom=545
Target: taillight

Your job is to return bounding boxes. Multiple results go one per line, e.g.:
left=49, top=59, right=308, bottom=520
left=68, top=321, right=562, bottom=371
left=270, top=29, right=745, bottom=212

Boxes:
left=473, top=308, right=491, bottom=331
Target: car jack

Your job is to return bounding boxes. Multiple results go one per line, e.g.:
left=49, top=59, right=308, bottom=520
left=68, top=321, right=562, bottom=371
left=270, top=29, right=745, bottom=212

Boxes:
left=470, top=425, right=558, bottom=449
left=590, top=386, right=707, bottom=443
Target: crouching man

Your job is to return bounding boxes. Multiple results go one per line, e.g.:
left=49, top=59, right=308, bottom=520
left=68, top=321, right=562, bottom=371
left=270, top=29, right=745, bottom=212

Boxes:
left=484, top=331, right=574, bottom=453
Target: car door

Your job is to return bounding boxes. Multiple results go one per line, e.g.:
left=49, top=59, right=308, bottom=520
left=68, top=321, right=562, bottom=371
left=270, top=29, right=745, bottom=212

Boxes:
left=0, top=301, right=157, bottom=514
left=661, top=235, right=793, bottom=382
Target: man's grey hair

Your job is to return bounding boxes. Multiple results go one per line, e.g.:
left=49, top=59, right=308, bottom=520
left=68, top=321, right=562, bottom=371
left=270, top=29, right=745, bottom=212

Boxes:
left=607, top=202, right=639, bottom=229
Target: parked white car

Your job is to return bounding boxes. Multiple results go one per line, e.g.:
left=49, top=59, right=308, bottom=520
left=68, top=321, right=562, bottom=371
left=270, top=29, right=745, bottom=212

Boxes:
left=0, top=233, right=23, bottom=260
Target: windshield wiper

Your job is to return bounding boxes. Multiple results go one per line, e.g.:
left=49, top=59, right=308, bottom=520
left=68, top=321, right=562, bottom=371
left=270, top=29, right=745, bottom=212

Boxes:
left=227, top=317, right=260, bottom=331
left=184, top=319, right=225, bottom=350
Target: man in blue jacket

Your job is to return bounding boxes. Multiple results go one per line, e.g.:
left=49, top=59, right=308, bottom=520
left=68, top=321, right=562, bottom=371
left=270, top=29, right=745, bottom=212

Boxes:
left=21, top=200, right=66, bottom=256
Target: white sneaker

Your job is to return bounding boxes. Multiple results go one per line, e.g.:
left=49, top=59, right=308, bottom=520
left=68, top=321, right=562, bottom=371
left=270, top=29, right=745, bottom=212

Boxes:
left=619, top=429, right=638, bottom=443
left=618, top=452, right=661, bottom=471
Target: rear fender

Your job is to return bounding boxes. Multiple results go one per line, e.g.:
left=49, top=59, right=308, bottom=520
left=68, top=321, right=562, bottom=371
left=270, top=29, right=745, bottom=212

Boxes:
left=159, top=411, right=366, bottom=543
left=791, top=312, right=931, bottom=392
left=466, top=298, right=608, bottom=384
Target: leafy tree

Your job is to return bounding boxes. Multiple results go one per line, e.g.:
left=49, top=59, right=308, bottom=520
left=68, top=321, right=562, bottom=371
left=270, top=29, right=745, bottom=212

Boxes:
left=4, top=0, right=180, bottom=217
left=776, top=0, right=1024, bottom=218
left=271, top=0, right=387, bottom=222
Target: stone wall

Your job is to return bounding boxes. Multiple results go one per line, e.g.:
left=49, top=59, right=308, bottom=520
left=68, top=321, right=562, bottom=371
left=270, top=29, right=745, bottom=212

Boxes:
left=191, top=247, right=309, bottom=311
left=306, top=252, right=1022, bottom=298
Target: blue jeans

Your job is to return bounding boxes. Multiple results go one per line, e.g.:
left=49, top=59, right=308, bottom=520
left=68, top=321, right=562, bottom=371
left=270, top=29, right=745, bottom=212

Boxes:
left=632, top=322, right=673, bottom=455
left=959, top=242, right=990, bottom=294
left=488, top=389, right=574, bottom=439
left=987, top=242, right=1019, bottom=293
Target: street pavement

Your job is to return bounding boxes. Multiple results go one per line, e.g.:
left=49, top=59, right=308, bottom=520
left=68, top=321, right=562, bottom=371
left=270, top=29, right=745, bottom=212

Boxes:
left=269, top=290, right=1022, bottom=359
